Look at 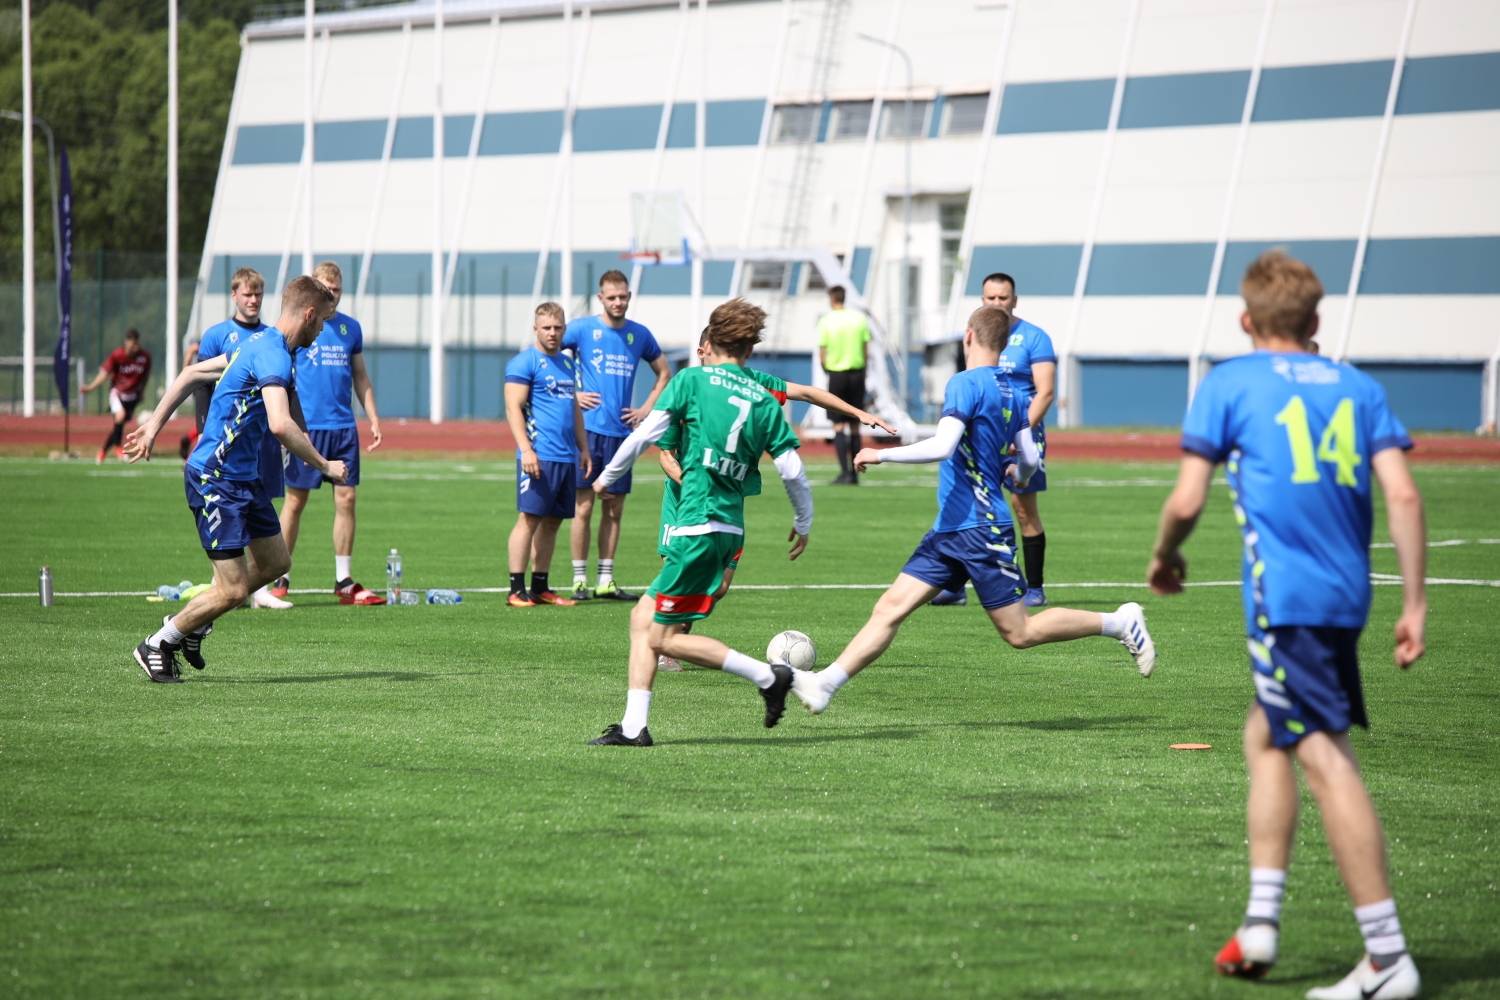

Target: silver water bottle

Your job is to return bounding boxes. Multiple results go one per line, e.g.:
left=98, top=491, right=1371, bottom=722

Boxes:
left=39, top=567, right=54, bottom=607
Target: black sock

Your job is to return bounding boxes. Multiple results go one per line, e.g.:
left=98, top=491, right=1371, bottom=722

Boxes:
left=509, top=572, right=527, bottom=595
left=1022, top=532, right=1046, bottom=590
left=531, top=572, right=548, bottom=595
left=104, top=422, right=124, bottom=450
left=834, top=431, right=850, bottom=474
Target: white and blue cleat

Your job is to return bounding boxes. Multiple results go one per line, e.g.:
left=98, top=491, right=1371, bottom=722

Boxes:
left=1115, top=602, right=1156, bottom=677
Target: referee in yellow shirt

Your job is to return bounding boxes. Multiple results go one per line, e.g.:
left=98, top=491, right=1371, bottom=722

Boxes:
left=817, top=285, right=872, bottom=485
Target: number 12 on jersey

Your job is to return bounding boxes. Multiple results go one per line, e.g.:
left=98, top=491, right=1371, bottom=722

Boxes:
left=1274, top=395, right=1362, bottom=486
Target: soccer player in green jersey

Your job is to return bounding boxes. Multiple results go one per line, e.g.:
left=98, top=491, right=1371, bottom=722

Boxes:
left=586, top=300, right=816, bottom=746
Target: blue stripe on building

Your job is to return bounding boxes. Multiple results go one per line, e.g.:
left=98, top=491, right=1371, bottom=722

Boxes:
left=996, top=79, right=1114, bottom=134
left=1253, top=61, right=1393, bottom=122
left=1396, top=51, right=1500, bottom=114
left=1119, top=70, right=1250, bottom=129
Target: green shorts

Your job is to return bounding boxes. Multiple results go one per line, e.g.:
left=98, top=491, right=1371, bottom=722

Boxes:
left=648, top=531, right=744, bottom=624
left=658, top=524, right=742, bottom=570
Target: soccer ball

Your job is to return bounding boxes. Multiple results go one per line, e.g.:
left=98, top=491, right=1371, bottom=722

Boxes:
left=766, top=630, right=817, bottom=671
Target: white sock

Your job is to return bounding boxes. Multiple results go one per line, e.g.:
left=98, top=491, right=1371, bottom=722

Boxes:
left=819, top=663, right=851, bottom=693
left=621, top=689, right=652, bottom=738
left=597, top=559, right=614, bottom=586
left=722, top=649, right=776, bottom=689
left=1099, top=611, right=1125, bottom=639
left=151, top=617, right=186, bottom=647
left=335, top=555, right=352, bottom=581
left=1355, top=898, right=1407, bottom=963
left=1245, top=867, right=1286, bottom=927
left=572, top=559, right=588, bottom=583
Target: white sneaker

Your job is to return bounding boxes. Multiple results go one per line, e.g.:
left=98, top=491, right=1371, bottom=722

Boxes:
left=656, top=655, right=683, bottom=672
left=791, top=668, right=832, bottom=714
left=251, top=586, right=294, bottom=609
left=1306, top=954, right=1421, bottom=1000
left=1116, top=602, right=1156, bottom=677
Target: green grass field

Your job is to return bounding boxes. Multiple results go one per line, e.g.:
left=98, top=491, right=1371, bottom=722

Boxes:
left=2, top=455, right=1497, bottom=999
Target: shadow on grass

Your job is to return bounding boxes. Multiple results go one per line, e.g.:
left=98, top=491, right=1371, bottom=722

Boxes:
left=957, top=715, right=1150, bottom=731
left=197, top=670, right=440, bottom=684
left=668, top=726, right=925, bottom=747
left=1422, top=951, right=1500, bottom=996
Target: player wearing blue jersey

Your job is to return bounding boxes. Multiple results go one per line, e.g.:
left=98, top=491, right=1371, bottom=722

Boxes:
left=275, top=262, right=386, bottom=606
left=506, top=302, right=591, bottom=608
left=561, top=270, right=671, bottom=601
left=932, top=273, right=1056, bottom=608
left=1149, top=253, right=1426, bottom=999
left=792, top=306, right=1155, bottom=715
left=121, top=277, right=345, bottom=683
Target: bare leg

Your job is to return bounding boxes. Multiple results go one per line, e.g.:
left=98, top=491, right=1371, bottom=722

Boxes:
left=987, top=600, right=1103, bottom=648
left=830, top=574, right=941, bottom=677
left=1011, top=490, right=1045, bottom=537
left=1245, top=703, right=1299, bottom=870
left=508, top=513, right=544, bottom=574
left=627, top=595, right=662, bottom=691
left=332, top=485, right=356, bottom=557
left=173, top=534, right=291, bottom=635
left=531, top=516, right=563, bottom=575
left=598, top=493, right=626, bottom=561
left=280, top=487, right=310, bottom=556
left=571, top=489, right=595, bottom=563
left=655, top=620, right=734, bottom=671
left=1294, top=730, right=1392, bottom=907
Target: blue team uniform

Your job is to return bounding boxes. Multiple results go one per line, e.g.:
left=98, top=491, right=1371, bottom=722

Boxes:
left=562, top=315, right=662, bottom=494
left=900, top=367, right=1031, bottom=610
left=284, top=310, right=364, bottom=490
left=1182, top=351, right=1412, bottom=747
left=505, top=346, right=581, bottom=519
left=199, top=316, right=285, bottom=497
left=184, top=329, right=296, bottom=556
left=996, top=317, right=1055, bottom=495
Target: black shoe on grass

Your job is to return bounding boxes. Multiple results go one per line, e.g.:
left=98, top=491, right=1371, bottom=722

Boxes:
left=134, top=640, right=182, bottom=684
left=760, top=663, right=794, bottom=728
left=587, top=724, right=653, bottom=746
left=174, top=617, right=211, bottom=670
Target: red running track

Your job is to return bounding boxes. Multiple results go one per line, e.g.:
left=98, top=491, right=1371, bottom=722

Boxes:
left=4, top=414, right=1498, bottom=464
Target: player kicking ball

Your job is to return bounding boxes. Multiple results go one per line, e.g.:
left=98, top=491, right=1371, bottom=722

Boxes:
left=791, top=306, right=1155, bottom=716
left=505, top=302, right=591, bottom=607
left=1149, top=252, right=1425, bottom=999
left=586, top=299, right=815, bottom=746
left=121, top=277, right=346, bottom=682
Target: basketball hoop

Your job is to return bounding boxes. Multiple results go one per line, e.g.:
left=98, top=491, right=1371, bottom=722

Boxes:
left=620, top=250, right=662, bottom=265
left=626, top=190, right=696, bottom=267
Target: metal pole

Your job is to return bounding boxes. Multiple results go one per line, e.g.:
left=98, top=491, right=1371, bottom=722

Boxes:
left=692, top=0, right=706, bottom=340
left=302, top=0, right=316, bottom=280
left=167, top=0, right=180, bottom=392
left=186, top=36, right=251, bottom=349
left=727, top=0, right=793, bottom=298
left=844, top=4, right=904, bottom=275
left=21, top=0, right=35, bottom=417
left=633, top=0, right=692, bottom=293
left=561, top=0, right=574, bottom=315
left=430, top=0, right=445, bottom=423
left=443, top=15, right=502, bottom=302
left=356, top=22, right=412, bottom=309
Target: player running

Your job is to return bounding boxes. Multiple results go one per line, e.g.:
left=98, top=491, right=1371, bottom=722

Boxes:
left=80, top=328, right=151, bottom=464
left=1148, top=251, right=1425, bottom=999
left=505, top=302, right=591, bottom=608
left=562, top=270, right=672, bottom=601
left=932, top=272, right=1055, bottom=607
left=274, top=261, right=386, bottom=605
left=586, top=299, right=815, bottom=746
left=791, top=306, right=1154, bottom=716
left=121, top=277, right=346, bottom=683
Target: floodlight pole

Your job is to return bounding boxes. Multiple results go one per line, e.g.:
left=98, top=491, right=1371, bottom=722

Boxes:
left=21, top=0, right=34, bottom=416
left=857, top=33, right=914, bottom=414
left=301, top=0, right=314, bottom=280
left=167, top=0, right=180, bottom=390
left=430, top=0, right=445, bottom=424
left=692, top=0, right=707, bottom=349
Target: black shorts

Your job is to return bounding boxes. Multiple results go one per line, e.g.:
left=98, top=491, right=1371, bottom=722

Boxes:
left=825, top=369, right=866, bottom=417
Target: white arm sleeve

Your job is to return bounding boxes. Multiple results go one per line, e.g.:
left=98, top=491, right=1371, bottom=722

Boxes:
left=1012, top=425, right=1040, bottom=484
left=874, top=416, right=966, bottom=465
left=596, top=409, right=672, bottom=490
left=773, top=449, right=814, bottom=536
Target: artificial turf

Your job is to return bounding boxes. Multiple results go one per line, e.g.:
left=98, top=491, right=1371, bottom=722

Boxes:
left=1, top=455, right=1497, bottom=999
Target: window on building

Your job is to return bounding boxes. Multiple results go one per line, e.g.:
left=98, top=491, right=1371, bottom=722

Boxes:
left=944, top=93, right=990, bottom=135
left=831, top=100, right=873, bottom=140
left=774, top=104, right=819, bottom=143
left=939, top=199, right=968, bottom=306
left=882, top=100, right=932, bottom=139
left=746, top=262, right=788, bottom=292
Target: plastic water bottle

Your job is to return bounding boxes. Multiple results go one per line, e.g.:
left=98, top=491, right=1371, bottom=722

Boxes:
left=399, top=590, right=420, bottom=605
left=178, top=580, right=194, bottom=591
left=426, top=589, right=462, bottom=605
left=157, top=584, right=181, bottom=601
left=385, top=549, right=402, bottom=604
left=39, top=567, right=54, bottom=607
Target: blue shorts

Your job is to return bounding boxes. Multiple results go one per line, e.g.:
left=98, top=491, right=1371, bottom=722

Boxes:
left=902, top=526, right=1026, bottom=611
left=1250, top=626, right=1368, bottom=748
left=519, top=459, right=577, bottom=519
left=576, top=432, right=632, bottom=494
left=184, top=466, right=282, bottom=557
left=259, top=432, right=285, bottom=499
left=1005, top=423, right=1047, bottom=495
left=284, top=426, right=362, bottom=489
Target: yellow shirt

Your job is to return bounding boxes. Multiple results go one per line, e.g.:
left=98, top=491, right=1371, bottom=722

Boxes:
left=817, top=308, right=871, bottom=372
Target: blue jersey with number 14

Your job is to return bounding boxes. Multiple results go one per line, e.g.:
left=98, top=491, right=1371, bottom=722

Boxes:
left=1181, top=351, right=1411, bottom=631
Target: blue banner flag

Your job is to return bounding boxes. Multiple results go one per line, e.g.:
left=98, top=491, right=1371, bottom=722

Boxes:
left=53, top=148, right=74, bottom=409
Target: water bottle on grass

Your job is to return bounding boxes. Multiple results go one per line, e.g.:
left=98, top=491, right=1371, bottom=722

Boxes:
left=386, top=549, right=402, bottom=605
left=426, top=589, right=462, bottom=605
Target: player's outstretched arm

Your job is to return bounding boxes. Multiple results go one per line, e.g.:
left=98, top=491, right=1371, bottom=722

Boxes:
left=503, top=382, right=541, bottom=479
left=773, top=448, right=813, bottom=560
left=267, top=385, right=347, bottom=485
left=1147, top=454, right=1215, bottom=594
left=854, top=416, right=965, bottom=471
left=594, top=409, right=672, bottom=494
left=351, top=352, right=382, bottom=451
left=122, top=356, right=230, bottom=461
left=1372, top=447, right=1427, bottom=668
left=783, top=383, right=898, bottom=436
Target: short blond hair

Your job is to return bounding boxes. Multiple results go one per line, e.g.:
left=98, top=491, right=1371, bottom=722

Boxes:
left=312, top=261, right=343, bottom=284
left=282, top=275, right=336, bottom=317
left=967, top=305, right=1012, bottom=350
left=230, top=267, right=264, bottom=293
left=534, top=301, right=565, bottom=324
left=1241, top=250, right=1323, bottom=343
